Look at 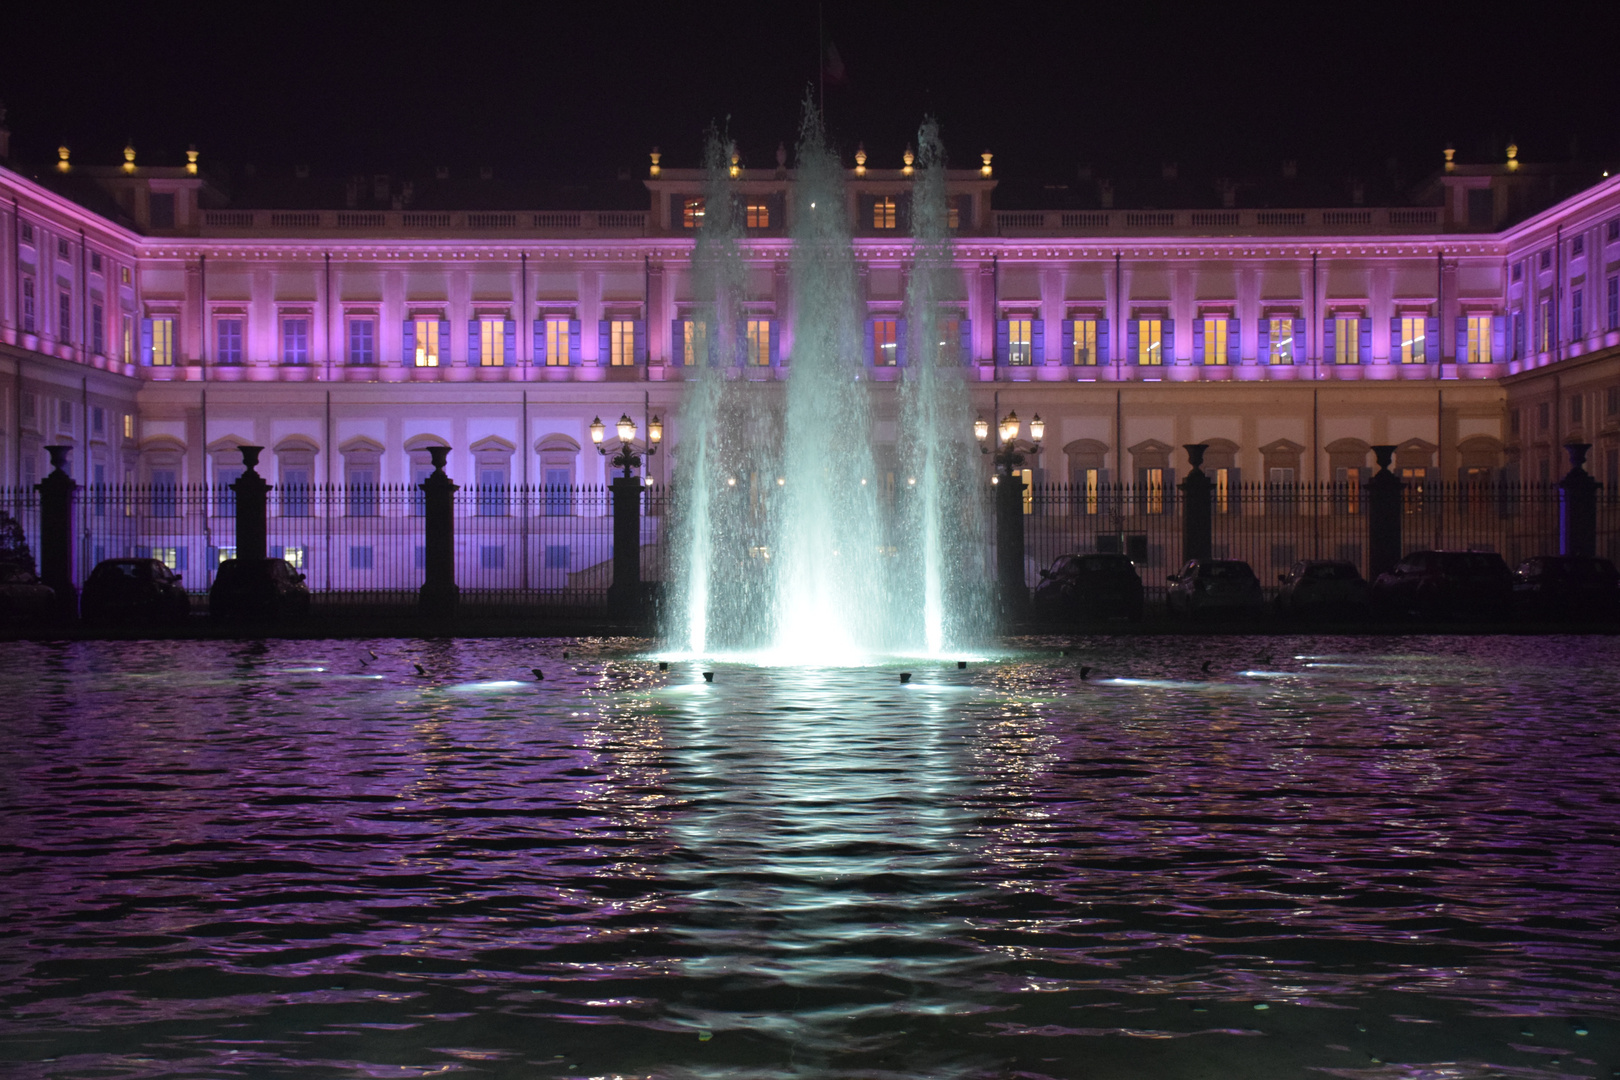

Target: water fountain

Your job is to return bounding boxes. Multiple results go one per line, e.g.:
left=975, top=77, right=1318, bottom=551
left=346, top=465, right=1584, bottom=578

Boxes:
left=665, top=107, right=989, bottom=662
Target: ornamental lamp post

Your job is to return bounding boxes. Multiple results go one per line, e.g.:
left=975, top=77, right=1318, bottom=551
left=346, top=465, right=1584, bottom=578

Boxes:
left=976, top=409, right=1043, bottom=621
left=593, top=412, right=661, bottom=619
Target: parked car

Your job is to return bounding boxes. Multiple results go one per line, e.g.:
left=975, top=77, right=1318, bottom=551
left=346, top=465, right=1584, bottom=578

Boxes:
left=1033, top=553, right=1144, bottom=621
left=1276, top=559, right=1370, bottom=618
left=1371, top=550, right=1513, bottom=620
left=210, top=558, right=311, bottom=622
left=1166, top=558, right=1265, bottom=617
left=81, top=558, right=190, bottom=625
left=0, top=562, right=54, bottom=621
left=1512, top=555, right=1620, bottom=619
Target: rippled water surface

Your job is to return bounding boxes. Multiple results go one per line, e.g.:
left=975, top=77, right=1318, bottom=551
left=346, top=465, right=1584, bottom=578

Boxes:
left=1, top=636, right=1618, bottom=1079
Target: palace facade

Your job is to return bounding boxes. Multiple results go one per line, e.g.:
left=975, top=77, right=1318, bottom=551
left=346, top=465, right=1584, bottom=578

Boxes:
left=3, top=130, right=1619, bottom=549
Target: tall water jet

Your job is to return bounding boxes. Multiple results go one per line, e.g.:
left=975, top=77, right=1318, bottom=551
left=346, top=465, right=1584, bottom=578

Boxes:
left=896, top=119, right=992, bottom=653
left=769, top=102, right=888, bottom=661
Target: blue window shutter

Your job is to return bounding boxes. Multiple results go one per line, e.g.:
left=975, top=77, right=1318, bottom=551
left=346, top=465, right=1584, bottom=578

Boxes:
left=1322, top=317, right=1335, bottom=361
left=670, top=319, right=684, bottom=364
left=1192, top=317, right=1205, bottom=363
left=1097, top=319, right=1110, bottom=364
left=438, top=319, right=451, bottom=364
left=734, top=320, right=747, bottom=365
left=995, top=319, right=1009, bottom=364
left=895, top=318, right=907, bottom=366
left=1126, top=319, right=1139, bottom=364
left=865, top=319, right=876, bottom=366
left=468, top=320, right=481, bottom=365
left=140, top=318, right=153, bottom=365
left=1390, top=317, right=1402, bottom=361
left=1455, top=315, right=1468, bottom=361
left=768, top=320, right=780, bottom=365
left=1227, top=318, right=1241, bottom=364
left=633, top=319, right=646, bottom=363
left=1291, top=319, right=1303, bottom=363
left=533, top=319, right=546, bottom=364
left=404, top=319, right=416, bottom=364
left=1163, top=319, right=1176, bottom=364
left=1256, top=320, right=1269, bottom=362
left=1359, top=318, right=1372, bottom=362
left=959, top=318, right=973, bottom=364
left=568, top=320, right=581, bottom=365
left=1492, top=315, right=1507, bottom=361
left=1032, top=319, right=1045, bottom=364
left=503, top=319, right=516, bottom=365
left=1425, top=317, right=1439, bottom=361
left=597, top=320, right=610, bottom=365
left=1062, top=319, right=1075, bottom=365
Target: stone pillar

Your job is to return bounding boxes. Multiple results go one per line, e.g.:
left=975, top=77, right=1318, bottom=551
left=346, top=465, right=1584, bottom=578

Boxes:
left=1180, top=443, right=1212, bottom=563
left=996, top=473, right=1027, bottom=617
left=37, top=446, right=78, bottom=621
left=608, top=474, right=643, bottom=616
left=1367, top=444, right=1404, bottom=581
left=1559, top=442, right=1598, bottom=558
left=231, top=445, right=270, bottom=563
left=419, top=445, right=459, bottom=617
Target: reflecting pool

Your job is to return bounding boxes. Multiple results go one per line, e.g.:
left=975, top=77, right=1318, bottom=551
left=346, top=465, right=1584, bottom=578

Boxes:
left=1, top=636, right=1617, bottom=1078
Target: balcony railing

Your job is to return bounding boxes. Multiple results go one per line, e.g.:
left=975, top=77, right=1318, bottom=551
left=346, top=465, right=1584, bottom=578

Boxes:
left=201, top=209, right=649, bottom=236
left=994, top=206, right=1447, bottom=236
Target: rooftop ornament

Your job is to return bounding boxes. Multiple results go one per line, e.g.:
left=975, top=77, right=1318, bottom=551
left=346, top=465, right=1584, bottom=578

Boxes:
left=186, top=145, right=199, bottom=175
left=902, top=148, right=915, bottom=177
left=56, top=145, right=69, bottom=172
left=729, top=152, right=740, bottom=179
left=854, top=144, right=866, bottom=177
left=981, top=151, right=993, bottom=178
left=122, top=142, right=136, bottom=173
left=1506, top=142, right=1519, bottom=172
left=591, top=413, right=662, bottom=478
left=1443, top=145, right=1456, bottom=173
left=649, top=148, right=661, bottom=177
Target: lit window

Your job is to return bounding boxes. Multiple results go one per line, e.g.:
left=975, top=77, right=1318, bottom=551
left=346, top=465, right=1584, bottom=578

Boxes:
left=544, top=318, right=570, bottom=366
left=123, top=413, right=133, bottom=440
left=122, top=315, right=134, bottom=361
left=151, top=316, right=175, bottom=365
left=1202, top=317, right=1227, bottom=365
left=1214, top=468, right=1230, bottom=514
left=1401, top=467, right=1428, bottom=514
left=746, top=202, right=770, bottom=228
left=1334, top=316, right=1360, bottom=364
left=1267, top=317, right=1294, bottom=365
left=745, top=319, right=771, bottom=366
left=217, top=318, right=244, bottom=365
left=873, top=197, right=897, bottom=229
left=348, top=318, right=374, bottom=365
left=1537, top=299, right=1551, bottom=353
left=609, top=320, right=636, bottom=366
left=479, top=319, right=506, bottom=366
left=1145, top=468, right=1165, bottom=514
left=872, top=318, right=898, bottom=365
left=121, top=266, right=132, bottom=285
left=682, top=197, right=705, bottom=228
left=1400, top=316, right=1428, bottom=363
left=1082, top=468, right=1100, bottom=515
left=1008, top=318, right=1033, bottom=365
left=414, top=316, right=441, bottom=367
left=282, top=318, right=310, bottom=365
left=1465, top=315, right=1492, bottom=363
left=1137, top=318, right=1163, bottom=365
left=939, top=319, right=963, bottom=364
left=680, top=320, right=707, bottom=366
left=1073, top=318, right=1097, bottom=365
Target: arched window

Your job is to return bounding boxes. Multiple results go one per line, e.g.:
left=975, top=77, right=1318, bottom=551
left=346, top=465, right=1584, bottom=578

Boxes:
left=340, top=436, right=384, bottom=517
left=536, top=434, right=581, bottom=517
left=470, top=436, right=515, bottom=516
left=274, top=435, right=320, bottom=517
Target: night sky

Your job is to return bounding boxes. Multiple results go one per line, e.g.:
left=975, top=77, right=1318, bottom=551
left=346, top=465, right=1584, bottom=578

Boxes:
left=4, top=1, right=1618, bottom=189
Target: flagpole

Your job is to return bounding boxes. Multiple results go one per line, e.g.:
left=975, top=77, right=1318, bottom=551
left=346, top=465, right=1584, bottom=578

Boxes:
left=818, top=1, right=825, bottom=111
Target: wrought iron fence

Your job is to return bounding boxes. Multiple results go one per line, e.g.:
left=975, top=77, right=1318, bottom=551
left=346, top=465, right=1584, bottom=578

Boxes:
left=1022, top=480, right=1593, bottom=601
left=0, top=483, right=669, bottom=611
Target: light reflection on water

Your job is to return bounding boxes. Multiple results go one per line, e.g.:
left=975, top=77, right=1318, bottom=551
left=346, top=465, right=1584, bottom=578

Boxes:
left=0, top=635, right=1617, bottom=1079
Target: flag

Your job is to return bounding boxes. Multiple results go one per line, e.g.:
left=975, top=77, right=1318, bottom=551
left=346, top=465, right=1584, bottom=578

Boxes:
left=822, top=40, right=847, bottom=86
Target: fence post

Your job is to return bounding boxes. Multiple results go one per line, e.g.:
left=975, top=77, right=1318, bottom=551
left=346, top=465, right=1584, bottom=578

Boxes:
left=37, top=445, right=77, bottom=621
left=232, top=445, right=270, bottom=562
left=996, top=472, right=1027, bottom=618
left=1368, top=444, right=1403, bottom=580
left=419, top=446, right=459, bottom=617
left=1180, top=443, right=1212, bottom=563
left=609, top=475, right=643, bottom=616
left=1559, top=442, right=1598, bottom=558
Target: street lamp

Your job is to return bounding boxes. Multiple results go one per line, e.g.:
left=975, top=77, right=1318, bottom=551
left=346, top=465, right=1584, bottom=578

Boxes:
left=976, top=410, right=1044, bottom=476
left=591, top=413, right=661, bottom=478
